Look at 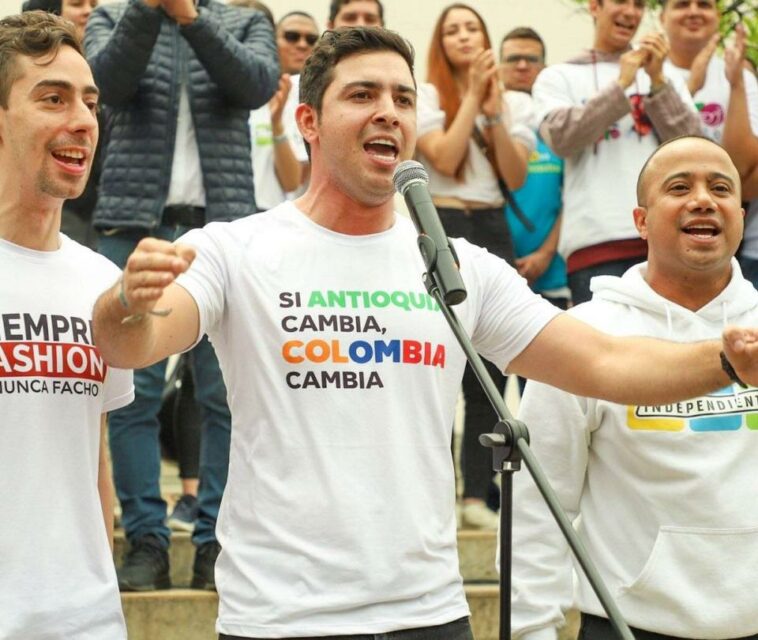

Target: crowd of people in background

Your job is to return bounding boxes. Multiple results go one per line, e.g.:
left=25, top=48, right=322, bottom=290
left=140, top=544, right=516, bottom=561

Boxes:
left=1, top=0, right=757, bottom=637
left=19, top=0, right=758, bottom=542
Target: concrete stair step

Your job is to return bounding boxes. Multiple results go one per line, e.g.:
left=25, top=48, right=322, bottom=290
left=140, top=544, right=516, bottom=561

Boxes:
left=116, top=530, right=579, bottom=639
left=114, top=529, right=498, bottom=587
left=122, top=586, right=500, bottom=640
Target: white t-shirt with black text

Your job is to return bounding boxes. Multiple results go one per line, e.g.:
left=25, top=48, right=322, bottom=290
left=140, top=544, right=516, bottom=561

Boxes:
left=176, top=202, right=560, bottom=637
left=0, top=235, right=133, bottom=640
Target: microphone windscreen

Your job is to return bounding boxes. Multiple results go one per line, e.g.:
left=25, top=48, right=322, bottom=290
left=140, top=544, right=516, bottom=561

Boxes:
left=393, top=160, right=429, bottom=195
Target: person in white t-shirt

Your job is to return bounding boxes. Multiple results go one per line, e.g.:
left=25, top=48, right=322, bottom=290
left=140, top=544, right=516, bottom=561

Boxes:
left=249, top=10, right=316, bottom=210
left=660, top=0, right=758, bottom=289
left=0, top=13, right=133, bottom=640
left=92, top=28, right=758, bottom=640
left=532, top=0, right=702, bottom=306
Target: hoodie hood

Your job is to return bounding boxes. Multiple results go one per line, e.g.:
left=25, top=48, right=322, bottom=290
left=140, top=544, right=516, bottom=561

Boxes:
left=589, top=259, right=758, bottom=336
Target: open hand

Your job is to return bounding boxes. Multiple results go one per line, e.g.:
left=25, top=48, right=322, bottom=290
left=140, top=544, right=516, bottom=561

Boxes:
left=269, top=74, right=292, bottom=127
left=638, top=32, right=669, bottom=88
left=467, top=49, right=498, bottom=104
left=618, top=48, right=647, bottom=89
left=724, top=25, right=746, bottom=89
left=688, top=33, right=720, bottom=95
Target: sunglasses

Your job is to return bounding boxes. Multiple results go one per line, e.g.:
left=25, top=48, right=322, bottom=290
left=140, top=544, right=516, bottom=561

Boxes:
left=503, top=54, right=542, bottom=65
left=282, top=30, right=319, bottom=46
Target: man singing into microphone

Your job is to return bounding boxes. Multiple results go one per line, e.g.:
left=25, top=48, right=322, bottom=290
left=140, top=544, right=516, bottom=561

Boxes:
left=92, top=28, right=758, bottom=640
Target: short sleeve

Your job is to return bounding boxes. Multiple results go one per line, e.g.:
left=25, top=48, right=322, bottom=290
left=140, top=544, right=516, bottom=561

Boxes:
left=102, top=366, right=134, bottom=413
left=458, top=240, right=562, bottom=371
left=417, top=83, right=446, bottom=138
left=504, top=90, right=537, bottom=152
left=174, top=225, right=229, bottom=344
left=532, top=65, right=575, bottom=126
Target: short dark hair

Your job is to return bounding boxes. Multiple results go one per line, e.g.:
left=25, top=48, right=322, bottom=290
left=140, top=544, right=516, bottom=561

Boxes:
left=636, top=135, right=729, bottom=205
left=300, top=26, right=414, bottom=114
left=500, top=26, right=546, bottom=61
left=21, top=0, right=62, bottom=15
left=328, top=0, right=384, bottom=25
left=0, top=11, right=82, bottom=108
left=277, top=11, right=317, bottom=29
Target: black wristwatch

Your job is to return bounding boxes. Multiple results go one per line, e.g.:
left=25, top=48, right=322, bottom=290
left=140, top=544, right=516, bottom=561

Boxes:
left=720, top=351, right=748, bottom=389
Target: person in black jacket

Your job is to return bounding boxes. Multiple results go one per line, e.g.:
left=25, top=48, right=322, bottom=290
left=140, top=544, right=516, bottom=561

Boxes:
left=84, top=0, right=278, bottom=592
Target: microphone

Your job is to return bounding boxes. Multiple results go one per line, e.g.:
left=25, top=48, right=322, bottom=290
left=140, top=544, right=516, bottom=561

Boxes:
left=393, top=160, right=467, bottom=305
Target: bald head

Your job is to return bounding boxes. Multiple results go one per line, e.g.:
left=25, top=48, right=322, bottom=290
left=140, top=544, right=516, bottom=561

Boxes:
left=636, top=136, right=739, bottom=207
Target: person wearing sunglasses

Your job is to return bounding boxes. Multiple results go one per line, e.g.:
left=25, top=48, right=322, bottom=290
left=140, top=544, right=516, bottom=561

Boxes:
left=250, top=10, right=318, bottom=211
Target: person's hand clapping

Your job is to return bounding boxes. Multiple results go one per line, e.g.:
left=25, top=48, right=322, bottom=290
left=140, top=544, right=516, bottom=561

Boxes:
left=467, top=49, right=498, bottom=104
left=617, top=48, right=647, bottom=90
left=638, top=32, right=669, bottom=90
left=161, top=0, right=198, bottom=24
left=269, top=74, right=292, bottom=129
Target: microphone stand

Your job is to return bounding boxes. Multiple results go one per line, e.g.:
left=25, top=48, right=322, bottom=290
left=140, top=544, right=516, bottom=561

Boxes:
left=413, top=234, right=636, bottom=640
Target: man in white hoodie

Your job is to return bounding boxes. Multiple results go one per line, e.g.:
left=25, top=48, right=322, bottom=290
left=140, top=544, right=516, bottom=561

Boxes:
left=511, top=135, right=758, bottom=640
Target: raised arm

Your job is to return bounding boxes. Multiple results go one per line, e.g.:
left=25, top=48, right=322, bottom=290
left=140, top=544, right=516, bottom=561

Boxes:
left=509, top=313, right=758, bottom=405
left=481, top=78, right=529, bottom=188
left=722, top=27, right=758, bottom=183
left=536, top=51, right=645, bottom=158
left=639, top=32, right=703, bottom=141
left=177, top=3, right=279, bottom=110
left=270, top=75, right=307, bottom=193
left=416, top=50, right=494, bottom=177
left=84, top=1, right=163, bottom=107
left=92, top=239, right=201, bottom=369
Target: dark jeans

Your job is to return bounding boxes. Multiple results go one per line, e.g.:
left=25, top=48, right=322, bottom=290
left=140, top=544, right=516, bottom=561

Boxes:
left=738, top=254, right=758, bottom=290
left=460, top=359, right=506, bottom=500
left=436, top=206, right=515, bottom=266
left=567, top=257, right=643, bottom=306
left=219, top=616, right=473, bottom=640
left=436, top=206, right=513, bottom=502
left=579, top=613, right=758, bottom=640
left=99, top=226, right=231, bottom=547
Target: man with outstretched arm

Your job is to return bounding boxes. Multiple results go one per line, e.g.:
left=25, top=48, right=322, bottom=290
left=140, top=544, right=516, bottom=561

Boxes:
left=93, top=27, right=758, bottom=640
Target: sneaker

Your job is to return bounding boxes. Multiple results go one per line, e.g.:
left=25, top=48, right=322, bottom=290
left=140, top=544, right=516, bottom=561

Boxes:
left=461, top=501, right=499, bottom=530
left=117, top=534, right=171, bottom=591
left=191, top=541, right=221, bottom=591
left=167, top=494, right=198, bottom=532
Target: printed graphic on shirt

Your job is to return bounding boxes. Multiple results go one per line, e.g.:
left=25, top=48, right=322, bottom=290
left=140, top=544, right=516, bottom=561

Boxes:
left=278, top=289, right=445, bottom=390
left=596, top=94, right=654, bottom=142
left=527, top=148, right=562, bottom=174
left=629, top=94, right=653, bottom=137
left=694, top=101, right=725, bottom=141
left=254, top=122, right=275, bottom=148
left=0, top=312, right=106, bottom=396
left=626, top=386, right=758, bottom=432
